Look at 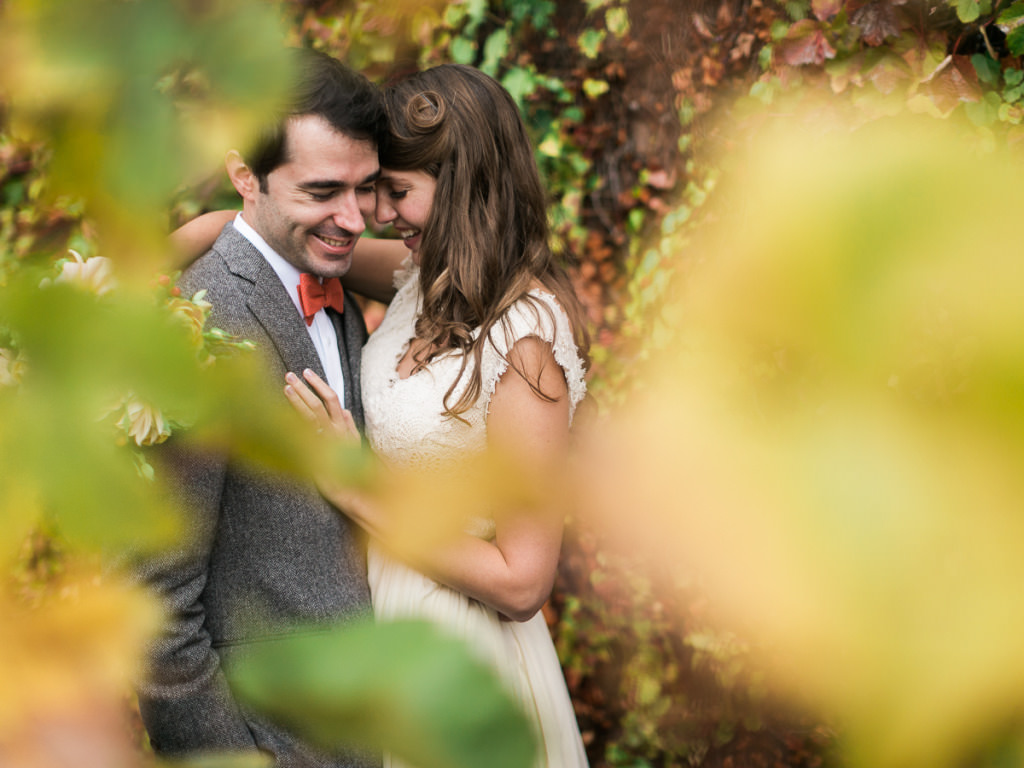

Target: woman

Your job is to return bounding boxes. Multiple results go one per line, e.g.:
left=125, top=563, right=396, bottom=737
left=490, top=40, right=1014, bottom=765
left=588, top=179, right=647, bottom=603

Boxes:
left=179, top=64, right=590, bottom=768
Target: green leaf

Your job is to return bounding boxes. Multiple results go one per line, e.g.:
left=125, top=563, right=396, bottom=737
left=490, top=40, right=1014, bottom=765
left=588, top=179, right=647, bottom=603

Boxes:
left=606, top=7, right=630, bottom=36
left=1008, top=26, right=1024, bottom=56
left=444, top=3, right=468, bottom=28
left=578, top=28, right=606, bottom=59
left=971, top=53, right=1000, bottom=84
left=956, top=0, right=983, bottom=22
left=569, top=152, right=592, bottom=175
left=2, top=178, right=25, bottom=207
left=583, top=78, right=611, bottom=98
left=563, top=106, right=584, bottom=122
left=0, top=0, right=290, bottom=236
left=964, top=90, right=1002, bottom=126
left=462, top=0, right=489, bottom=36
left=538, top=134, right=562, bottom=157
left=230, top=619, right=537, bottom=768
left=1003, top=84, right=1024, bottom=102
left=749, top=80, right=775, bottom=105
left=954, top=0, right=987, bottom=22
left=501, top=66, right=539, bottom=103
left=628, top=208, right=646, bottom=234
left=451, top=36, right=477, bottom=65
left=481, top=28, right=509, bottom=77
left=996, top=0, right=1024, bottom=23
left=1006, top=68, right=1024, bottom=86
left=785, top=0, right=811, bottom=21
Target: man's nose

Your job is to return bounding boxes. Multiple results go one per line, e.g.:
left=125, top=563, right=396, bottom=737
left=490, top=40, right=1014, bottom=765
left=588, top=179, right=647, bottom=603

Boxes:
left=332, top=194, right=366, bottom=234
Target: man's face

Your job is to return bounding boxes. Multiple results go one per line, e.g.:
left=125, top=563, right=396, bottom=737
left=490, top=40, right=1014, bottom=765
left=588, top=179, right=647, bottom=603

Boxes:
left=246, top=114, right=379, bottom=278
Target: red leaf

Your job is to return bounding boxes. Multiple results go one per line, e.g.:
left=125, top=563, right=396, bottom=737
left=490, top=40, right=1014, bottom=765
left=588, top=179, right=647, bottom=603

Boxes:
left=779, top=21, right=838, bottom=66
left=813, top=0, right=842, bottom=21
left=852, top=0, right=902, bottom=46
left=919, top=55, right=982, bottom=114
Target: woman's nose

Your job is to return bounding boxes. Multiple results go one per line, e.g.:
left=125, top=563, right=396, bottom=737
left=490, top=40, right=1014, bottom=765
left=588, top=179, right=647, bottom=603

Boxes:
left=375, top=199, right=396, bottom=226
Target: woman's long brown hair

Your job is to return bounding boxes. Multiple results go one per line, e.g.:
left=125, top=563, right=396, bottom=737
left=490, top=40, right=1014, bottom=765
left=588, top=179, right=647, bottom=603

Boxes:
left=380, top=64, right=590, bottom=419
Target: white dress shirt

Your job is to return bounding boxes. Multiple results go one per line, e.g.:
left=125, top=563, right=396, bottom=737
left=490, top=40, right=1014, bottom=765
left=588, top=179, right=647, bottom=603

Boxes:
left=232, top=213, right=346, bottom=403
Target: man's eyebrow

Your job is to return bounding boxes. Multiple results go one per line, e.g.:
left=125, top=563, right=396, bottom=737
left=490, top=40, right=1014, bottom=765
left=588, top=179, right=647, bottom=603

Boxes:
left=301, top=170, right=380, bottom=190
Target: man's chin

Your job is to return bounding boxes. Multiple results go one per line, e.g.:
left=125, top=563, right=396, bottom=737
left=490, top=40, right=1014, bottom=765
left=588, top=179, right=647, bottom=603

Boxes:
left=305, top=251, right=354, bottom=279
left=315, top=261, right=353, bottom=280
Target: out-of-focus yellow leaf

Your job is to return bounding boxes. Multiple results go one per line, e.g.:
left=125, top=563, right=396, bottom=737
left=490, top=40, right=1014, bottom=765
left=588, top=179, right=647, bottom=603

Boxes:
left=0, top=571, right=160, bottom=767
left=0, top=0, right=291, bottom=279
left=353, top=444, right=570, bottom=569
left=576, top=110, right=1024, bottom=768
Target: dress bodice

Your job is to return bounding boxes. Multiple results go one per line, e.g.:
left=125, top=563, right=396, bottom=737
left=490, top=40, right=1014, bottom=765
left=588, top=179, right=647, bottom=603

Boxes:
left=360, top=259, right=587, bottom=472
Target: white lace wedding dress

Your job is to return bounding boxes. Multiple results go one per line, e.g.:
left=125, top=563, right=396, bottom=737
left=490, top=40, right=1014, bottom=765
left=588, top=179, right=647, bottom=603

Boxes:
left=361, top=260, right=589, bottom=768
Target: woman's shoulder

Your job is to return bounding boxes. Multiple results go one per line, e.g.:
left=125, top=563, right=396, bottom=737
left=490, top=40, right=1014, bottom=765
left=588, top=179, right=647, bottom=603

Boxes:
left=483, top=285, right=588, bottom=417
left=500, top=284, right=574, bottom=344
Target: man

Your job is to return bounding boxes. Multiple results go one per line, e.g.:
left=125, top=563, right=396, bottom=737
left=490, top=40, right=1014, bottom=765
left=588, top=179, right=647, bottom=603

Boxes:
left=137, top=48, right=383, bottom=768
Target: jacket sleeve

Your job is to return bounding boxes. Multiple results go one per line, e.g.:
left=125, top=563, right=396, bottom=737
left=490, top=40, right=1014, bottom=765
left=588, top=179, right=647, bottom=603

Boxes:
left=135, top=443, right=259, bottom=756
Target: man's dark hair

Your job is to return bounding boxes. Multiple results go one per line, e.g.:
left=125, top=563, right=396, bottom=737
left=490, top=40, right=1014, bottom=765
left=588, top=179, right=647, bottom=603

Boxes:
left=245, top=48, right=385, bottom=191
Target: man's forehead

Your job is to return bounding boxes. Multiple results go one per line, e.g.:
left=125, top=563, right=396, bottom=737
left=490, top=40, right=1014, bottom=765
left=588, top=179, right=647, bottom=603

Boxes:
left=282, top=114, right=375, bottom=153
left=277, top=115, right=379, bottom=183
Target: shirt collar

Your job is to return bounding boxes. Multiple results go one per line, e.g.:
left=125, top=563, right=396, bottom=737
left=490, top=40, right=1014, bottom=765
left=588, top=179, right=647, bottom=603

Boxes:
left=232, top=213, right=304, bottom=316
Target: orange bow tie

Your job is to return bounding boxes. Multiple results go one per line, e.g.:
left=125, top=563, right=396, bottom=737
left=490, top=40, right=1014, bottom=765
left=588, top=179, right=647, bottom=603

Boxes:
left=297, top=273, right=344, bottom=326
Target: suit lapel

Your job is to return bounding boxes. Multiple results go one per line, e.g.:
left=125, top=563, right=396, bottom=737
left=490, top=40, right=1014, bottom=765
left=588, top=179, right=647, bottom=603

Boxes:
left=327, top=296, right=365, bottom=430
left=217, top=228, right=327, bottom=383
left=213, top=226, right=365, bottom=430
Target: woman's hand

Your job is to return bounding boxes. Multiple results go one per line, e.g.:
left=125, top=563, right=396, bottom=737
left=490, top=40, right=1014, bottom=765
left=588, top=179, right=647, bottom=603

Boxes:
left=283, top=369, right=359, bottom=445
left=283, top=369, right=387, bottom=537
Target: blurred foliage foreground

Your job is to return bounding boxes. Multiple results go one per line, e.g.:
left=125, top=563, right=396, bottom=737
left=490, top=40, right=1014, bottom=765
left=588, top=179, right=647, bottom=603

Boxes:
left=0, top=1, right=535, bottom=767
left=4, top=1, right=1024, bottom=768
left=576, top=108, right=1024, bottom=768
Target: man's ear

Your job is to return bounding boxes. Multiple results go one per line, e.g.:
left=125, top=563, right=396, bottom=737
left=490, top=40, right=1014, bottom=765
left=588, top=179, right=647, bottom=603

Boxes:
left=226, top=150, right=259, bottom=201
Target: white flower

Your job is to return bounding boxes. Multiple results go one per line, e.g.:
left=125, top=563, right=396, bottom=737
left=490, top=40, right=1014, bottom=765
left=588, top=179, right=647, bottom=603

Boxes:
left=0, top=347, right=26, bottom=387
left=47, top=250, right=117, bottom=296
left=122, top=397, right=171, bottom=447
left=167, top=293, right=212, bottom=347
left=104, top=394, right=172, bottom=447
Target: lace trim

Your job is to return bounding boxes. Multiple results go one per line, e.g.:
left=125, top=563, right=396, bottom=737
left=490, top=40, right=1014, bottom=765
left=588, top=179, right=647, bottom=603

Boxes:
left=392, top=254, right=418, bottom=291
left=379, top=263, right=587, bottom=423
left=480, top=289, right=587, bottom=425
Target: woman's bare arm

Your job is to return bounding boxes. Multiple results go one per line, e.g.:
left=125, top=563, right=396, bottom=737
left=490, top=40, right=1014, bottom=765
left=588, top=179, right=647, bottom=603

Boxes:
left=169, top=210, right=236, bottom=267
left=340, top=237, right=408, bottom=304
left=169, top=209, right=408, bottom=303
left=408, top=337, right=569, bottom=620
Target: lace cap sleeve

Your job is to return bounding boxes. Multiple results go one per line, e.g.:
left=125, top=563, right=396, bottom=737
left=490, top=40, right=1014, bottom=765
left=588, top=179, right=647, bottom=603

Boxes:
left=392, top=254, right=418, bottom=291
left=480, top=291, right=588, bottom=423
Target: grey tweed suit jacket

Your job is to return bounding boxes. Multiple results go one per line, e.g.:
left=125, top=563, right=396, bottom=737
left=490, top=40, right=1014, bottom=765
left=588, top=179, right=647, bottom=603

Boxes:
left=137, top=224, right=379, bottom=768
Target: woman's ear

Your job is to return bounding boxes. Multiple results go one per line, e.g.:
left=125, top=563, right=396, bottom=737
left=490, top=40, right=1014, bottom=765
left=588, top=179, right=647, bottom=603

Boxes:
left=225, top=150, right=258, bottom=201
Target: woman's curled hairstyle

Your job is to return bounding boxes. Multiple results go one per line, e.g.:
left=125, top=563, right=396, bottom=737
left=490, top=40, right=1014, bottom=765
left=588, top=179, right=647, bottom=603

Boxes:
left=380, top=64, right=589, bottom=419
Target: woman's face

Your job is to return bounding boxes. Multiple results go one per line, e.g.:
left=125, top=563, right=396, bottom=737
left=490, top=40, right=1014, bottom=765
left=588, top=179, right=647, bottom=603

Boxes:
left=374, top=169, right=437, bottom=263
